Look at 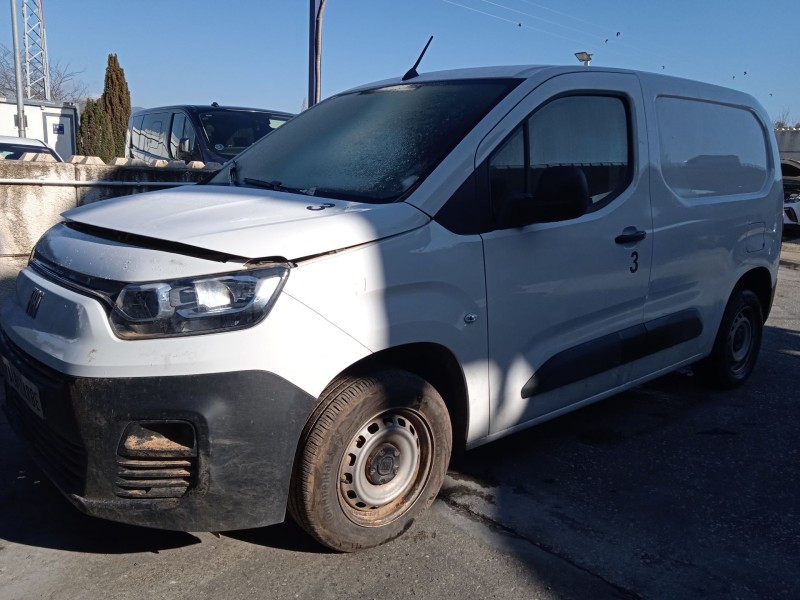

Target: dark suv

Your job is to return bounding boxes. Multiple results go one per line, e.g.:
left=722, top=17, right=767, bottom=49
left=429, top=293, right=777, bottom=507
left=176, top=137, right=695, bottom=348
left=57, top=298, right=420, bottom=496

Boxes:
left=126, top=104, right=293, bottom=165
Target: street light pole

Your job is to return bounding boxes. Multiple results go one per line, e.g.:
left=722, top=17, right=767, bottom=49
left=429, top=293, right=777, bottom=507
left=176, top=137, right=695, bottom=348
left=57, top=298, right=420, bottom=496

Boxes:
left=575, top=51, right=593, bottom=67
left=308, top=0, right=327, bottom=108
left=10, top=0, right=27, bottom=137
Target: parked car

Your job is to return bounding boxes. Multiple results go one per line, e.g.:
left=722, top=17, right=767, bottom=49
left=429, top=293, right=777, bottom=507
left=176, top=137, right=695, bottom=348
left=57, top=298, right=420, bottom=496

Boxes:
left=0, top=134, right=63, bottom=161
left=1, top=65, right=783, bottom=552
left=126, top=104, right=293, bottom=165
left=781, top=158, right=800, bottom=228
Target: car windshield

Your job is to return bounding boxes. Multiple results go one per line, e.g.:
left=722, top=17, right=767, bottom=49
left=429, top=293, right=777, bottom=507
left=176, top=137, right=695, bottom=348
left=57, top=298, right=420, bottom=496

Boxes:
left=207, top=79, right=519, bottom=203
left=0, top=143, right=58, bottom=161
left=199, top=110, right=292, bottom=158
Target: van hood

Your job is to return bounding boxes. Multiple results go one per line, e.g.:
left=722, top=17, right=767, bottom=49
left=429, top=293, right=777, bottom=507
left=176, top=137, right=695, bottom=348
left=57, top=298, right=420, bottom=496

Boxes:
left=63, top=185, right=430, bottom=260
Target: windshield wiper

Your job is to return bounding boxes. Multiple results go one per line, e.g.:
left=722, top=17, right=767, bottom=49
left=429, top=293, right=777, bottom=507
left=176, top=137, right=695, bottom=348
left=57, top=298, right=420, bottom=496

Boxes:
left=243, top=178, right=312, bottom=195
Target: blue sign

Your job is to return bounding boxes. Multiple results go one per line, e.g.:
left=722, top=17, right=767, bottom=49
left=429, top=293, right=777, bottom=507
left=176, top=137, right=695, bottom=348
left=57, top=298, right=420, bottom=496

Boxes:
left=52, top=123, right=65, bottom=135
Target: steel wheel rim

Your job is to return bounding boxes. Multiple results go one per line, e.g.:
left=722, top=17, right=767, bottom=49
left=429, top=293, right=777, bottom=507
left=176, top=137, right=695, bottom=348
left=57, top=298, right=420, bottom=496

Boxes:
left=727, top=309, right=754, bottom=374
left=338, top=409, right=433, bottom=527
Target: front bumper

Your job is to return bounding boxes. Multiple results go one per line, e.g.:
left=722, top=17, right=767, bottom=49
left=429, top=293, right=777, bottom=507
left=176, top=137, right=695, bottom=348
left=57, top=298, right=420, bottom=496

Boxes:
left=1, top=328, right=315, bottom=531
left=785, top=200, right=800, bottom=226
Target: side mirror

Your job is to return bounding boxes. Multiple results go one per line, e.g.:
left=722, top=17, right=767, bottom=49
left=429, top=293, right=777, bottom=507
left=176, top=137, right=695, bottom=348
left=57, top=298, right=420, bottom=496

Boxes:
left=499, top=165, right=590, bottom=228
left=177, top=137, right=192, bottom=160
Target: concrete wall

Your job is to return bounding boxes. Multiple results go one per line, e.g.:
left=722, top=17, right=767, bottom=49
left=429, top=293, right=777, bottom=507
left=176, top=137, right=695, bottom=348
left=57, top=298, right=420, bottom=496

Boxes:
left=776, top=129, right=800, bottom=161
left=0, top=156, right=218, bottom=256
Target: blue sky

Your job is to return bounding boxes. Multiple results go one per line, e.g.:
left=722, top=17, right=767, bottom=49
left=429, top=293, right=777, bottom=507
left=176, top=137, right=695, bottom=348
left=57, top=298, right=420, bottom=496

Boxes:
left=3, top=0, right=797, bottom=122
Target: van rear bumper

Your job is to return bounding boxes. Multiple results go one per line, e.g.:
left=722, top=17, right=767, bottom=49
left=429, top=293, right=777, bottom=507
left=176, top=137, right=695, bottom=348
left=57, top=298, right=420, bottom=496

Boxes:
left=1, top=328, right=316, bottom=532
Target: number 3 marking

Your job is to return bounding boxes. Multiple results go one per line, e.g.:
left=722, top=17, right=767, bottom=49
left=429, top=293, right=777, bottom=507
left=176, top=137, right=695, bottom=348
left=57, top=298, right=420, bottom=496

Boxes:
left=630, top=251, right=639, bottom=273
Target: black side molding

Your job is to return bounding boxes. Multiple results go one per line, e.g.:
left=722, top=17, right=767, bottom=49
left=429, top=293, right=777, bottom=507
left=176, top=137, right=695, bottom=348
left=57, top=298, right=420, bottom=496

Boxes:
left=521, top=309, right=703, bottom=398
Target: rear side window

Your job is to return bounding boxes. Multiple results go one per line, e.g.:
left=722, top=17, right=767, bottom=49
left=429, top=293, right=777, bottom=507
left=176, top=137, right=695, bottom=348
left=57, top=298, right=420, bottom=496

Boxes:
left=657, top=97, right=768, bottom=198
left=140, top=112, right=168, bottom=157
left=130, top=114, right=144, bottom=152
left=490, top=94, right=631, bottom=218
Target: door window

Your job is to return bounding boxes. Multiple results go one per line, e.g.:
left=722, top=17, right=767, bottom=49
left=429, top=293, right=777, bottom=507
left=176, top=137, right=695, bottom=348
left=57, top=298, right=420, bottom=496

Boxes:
left=141, top=112, right=168, bottom=157
left=167, top=113, right=199, bottom=160
left=489, top=95, right=631, bottom=223
left=169, top=113, right=186, bottom=159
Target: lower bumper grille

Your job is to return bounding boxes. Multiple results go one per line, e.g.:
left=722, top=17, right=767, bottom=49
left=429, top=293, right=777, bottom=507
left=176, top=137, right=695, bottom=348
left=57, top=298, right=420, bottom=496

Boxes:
left=114, top=421, right=197, bottom=499
left=5, top=389, right=88, bottom=495
left=115, top=457, right=195, bottom=499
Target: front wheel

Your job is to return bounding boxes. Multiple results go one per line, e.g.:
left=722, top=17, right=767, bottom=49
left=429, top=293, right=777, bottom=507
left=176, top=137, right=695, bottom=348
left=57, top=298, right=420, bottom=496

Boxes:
left=288, top=370, right=452, bottom=552
left=695, top=289, right=763, bottom=388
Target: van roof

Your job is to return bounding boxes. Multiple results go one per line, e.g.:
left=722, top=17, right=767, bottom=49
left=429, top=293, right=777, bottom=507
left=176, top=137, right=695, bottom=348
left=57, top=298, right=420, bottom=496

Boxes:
left=350, top=64, right=723, bottom=84
left=132, top=105, right=294, bottom=118
left=348, top=65, right=763, bottom=111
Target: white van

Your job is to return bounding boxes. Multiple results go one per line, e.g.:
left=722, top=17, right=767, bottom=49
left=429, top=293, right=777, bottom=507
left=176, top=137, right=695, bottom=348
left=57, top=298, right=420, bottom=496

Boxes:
left=0, top=66, right=782, bottom=551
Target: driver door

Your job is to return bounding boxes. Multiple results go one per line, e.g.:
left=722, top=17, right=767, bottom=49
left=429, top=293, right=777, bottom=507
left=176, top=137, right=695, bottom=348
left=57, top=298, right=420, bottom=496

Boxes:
left=479, top=72, right=653, bottom=435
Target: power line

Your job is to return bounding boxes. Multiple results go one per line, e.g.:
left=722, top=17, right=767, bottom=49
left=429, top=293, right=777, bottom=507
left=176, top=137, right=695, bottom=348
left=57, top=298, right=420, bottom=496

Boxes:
left=442, top=0, right=597, bottom=47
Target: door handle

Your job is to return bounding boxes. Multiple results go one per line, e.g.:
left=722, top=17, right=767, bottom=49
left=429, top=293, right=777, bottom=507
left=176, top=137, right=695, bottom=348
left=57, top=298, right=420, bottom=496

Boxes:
left=615, top=230, right=647, bottom=244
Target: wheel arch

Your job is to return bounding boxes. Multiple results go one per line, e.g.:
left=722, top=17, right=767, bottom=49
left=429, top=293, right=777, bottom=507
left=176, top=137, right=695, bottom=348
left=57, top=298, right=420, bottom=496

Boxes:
left=326, top=342, right=470, bottom=456
left=734, top=266, right=774, bottom=322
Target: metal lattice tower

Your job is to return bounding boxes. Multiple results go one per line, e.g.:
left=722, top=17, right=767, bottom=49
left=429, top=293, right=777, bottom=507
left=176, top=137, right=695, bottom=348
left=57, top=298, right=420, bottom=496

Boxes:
left=21, top=0, right=50, bottom=100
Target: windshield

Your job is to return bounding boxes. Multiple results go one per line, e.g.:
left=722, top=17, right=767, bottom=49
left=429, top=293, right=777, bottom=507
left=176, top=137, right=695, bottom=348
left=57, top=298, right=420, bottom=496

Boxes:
left=199, top=110, right=292, bottom=158
left=0, top=142, right=59, bottom=161
left=208, top=79, right=518, bottom=203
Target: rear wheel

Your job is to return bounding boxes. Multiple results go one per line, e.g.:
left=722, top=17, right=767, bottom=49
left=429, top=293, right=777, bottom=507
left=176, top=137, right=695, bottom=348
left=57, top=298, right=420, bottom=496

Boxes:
left=288, top=370, right=452, bottom=552
left=695, top=289, right=763, bottom=388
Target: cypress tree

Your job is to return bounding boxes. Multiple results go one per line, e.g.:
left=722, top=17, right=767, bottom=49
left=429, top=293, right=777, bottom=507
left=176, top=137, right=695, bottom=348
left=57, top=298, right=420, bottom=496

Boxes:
left=77, top=98, right=115, bottom=162
left=101, top=53, right=131, bottom=159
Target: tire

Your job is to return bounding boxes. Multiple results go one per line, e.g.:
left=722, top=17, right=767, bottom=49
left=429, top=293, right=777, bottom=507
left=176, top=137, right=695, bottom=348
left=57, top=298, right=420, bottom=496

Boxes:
left=288, top=369, right=452, bottom=552
left=695, top=289, right=763, bottom=389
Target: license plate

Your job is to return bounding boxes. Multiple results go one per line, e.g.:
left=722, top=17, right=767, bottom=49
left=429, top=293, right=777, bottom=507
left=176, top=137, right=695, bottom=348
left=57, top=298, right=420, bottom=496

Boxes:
left=2, top=357, right=43, bottom=419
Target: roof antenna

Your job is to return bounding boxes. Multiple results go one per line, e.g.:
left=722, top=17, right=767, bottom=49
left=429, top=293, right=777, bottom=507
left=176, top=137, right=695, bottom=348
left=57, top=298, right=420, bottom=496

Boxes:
left=402, top=36, right=433, bottom=81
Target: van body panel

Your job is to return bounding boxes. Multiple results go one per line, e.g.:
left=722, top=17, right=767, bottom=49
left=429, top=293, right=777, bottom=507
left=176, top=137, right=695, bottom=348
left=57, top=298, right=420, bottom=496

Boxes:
left=475, top=71, right=654, bottom=433
left=33, top=221, right=240, bottom=282
left=0, top=263, right=371, bottom=394
left=0, top=66, right=782, bottom=534
left=63, top=185, right=430, bottom=261
left=635, top=74, right=782, bottom=367
left=283, top=220, right=492, bottom=442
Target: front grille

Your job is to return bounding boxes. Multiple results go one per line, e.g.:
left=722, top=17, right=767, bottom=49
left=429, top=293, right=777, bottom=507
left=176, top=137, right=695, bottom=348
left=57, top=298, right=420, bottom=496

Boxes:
left=5, top=388, right=88, bottom=495
left=115, top=457, right=195, bottom=499
left=2, top=330, right=88, bottom=495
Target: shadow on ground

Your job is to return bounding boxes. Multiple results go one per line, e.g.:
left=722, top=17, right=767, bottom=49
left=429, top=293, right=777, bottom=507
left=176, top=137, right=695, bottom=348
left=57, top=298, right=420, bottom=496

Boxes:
left=442, top=324, right=800, bottom=599
left=0, top=406, right=329, bottom=555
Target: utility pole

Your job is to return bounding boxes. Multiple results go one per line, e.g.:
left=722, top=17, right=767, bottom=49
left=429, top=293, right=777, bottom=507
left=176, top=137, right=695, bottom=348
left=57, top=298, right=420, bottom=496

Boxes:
left=9, top=0, right=26, bottom=136
left=308, top=0, right=327, bottom=107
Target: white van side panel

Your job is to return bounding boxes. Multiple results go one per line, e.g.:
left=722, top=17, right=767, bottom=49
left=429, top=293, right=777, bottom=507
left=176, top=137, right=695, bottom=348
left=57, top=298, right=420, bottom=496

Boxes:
left=636, top=74, right=782, bottom=372
left=474, top=71, right=654, bottom=434
left=283, top=222, right=492, bottom=442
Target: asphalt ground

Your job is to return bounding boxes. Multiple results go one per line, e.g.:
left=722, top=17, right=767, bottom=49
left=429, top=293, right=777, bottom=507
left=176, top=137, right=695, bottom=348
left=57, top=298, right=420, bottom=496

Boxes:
left=0, top=232, right=798, bottom=600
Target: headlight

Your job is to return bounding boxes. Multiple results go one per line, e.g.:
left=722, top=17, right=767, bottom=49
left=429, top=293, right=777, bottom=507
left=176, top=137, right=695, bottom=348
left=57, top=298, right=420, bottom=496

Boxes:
left=110, top=265, right=289, bottom=339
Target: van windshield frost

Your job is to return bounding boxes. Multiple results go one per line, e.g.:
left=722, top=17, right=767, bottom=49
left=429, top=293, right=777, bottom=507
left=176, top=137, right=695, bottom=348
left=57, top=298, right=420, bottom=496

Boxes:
left=208, top=79, right=518, bottom=203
